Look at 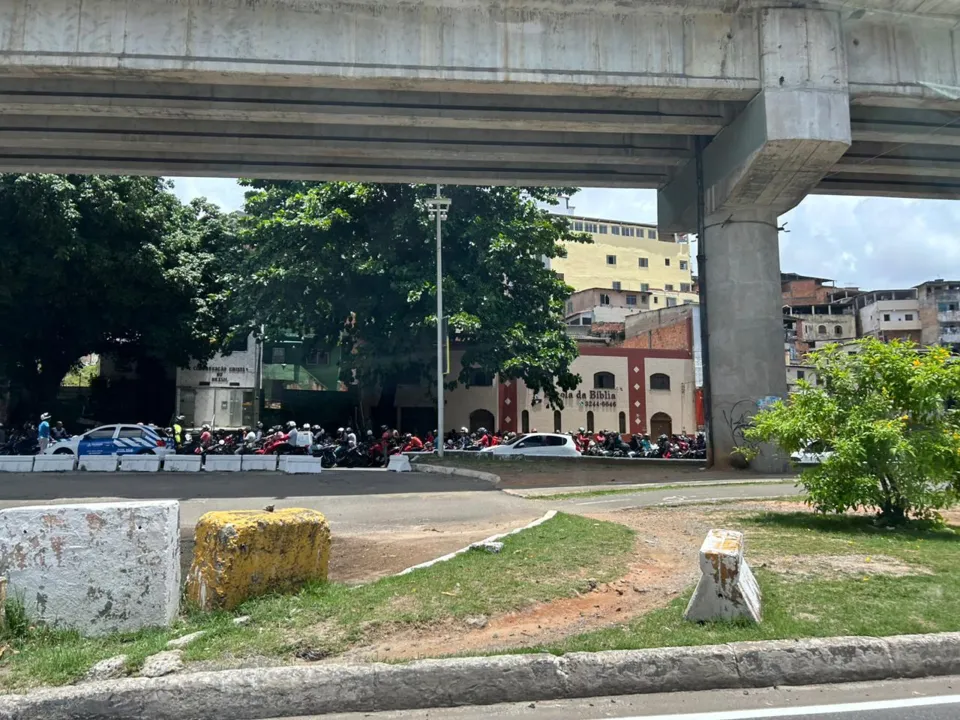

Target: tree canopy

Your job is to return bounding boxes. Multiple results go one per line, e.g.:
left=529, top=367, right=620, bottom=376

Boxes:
left=746, top=338, right=960, bottom=523
left=234, top=182, right=584, bottom=409
left=0, top=175, right=236, bottom=419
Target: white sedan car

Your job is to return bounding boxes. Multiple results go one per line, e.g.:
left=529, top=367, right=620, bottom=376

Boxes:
left=791, top=440, right=834, bottom=465
left=480, top=433, right=581, bottom=457
left=44, top=424, right=175, bottom=457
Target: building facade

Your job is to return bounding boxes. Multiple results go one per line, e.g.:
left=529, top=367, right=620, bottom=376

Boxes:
left=175, top=334, right=260, bottom=428
left=548, top=215, right=697, bottom=308
left=393, top=344, right=697, bottom=438
left=916, top=280, right=960, bottom=350
left=565, top=287, right=651, bottom=326
left=853, top=290, right=921, bottom=343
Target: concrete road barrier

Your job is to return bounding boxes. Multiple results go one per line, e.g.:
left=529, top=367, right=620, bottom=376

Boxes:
left=78, top=456, right=119, bottom=472
left=5, top=632, right=960, bottom=720
left=684, top=529, right=762, bottom=623
left=119, top=455, right=161, bottom=472
left=388, top=454, right=412, bottom=472
left=279, top=456, right=323, bottom=474
left=186, top=508, right=331, bottom=611
left=32, top=455, right=76, bottom=472
left=0, top=501, right=180, bottom=636
left=203, top=455, right=242, bottom=472
left=0, top=456, right=34, bottom=472
left=164, top=456, right=202, bottom=472
left=240, top=455, right=277, bottom=472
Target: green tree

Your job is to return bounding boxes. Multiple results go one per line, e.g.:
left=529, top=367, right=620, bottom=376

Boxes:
left=234, top=182, right=584, bottom=417
left=0, top=175, right=235, bottom=420
left=746, top=338, right=960, bottom=523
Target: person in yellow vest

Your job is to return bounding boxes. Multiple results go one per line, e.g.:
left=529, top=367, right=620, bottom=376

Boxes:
left=172, top=415, right=185, bottom=452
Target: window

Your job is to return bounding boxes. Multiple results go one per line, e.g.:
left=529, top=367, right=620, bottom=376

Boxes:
left=545, top=435, right=567, bottom=446
left=574, top=221, right=583, bottom=231
left=556, top=273, right=565, bottom=282
left=224, top=335, right=250, bottom=353
left=665, top=258, right=671, bottom=267
left=553, top=410, right=562, bottom=433
left=654, top=297, right=659, bottom=304
left=270, top=347, right=286, bottom=364
left=618, top=412, right=626, bottom=434
left=638, top=257, right=648, bottom=268
left=817, top=325, right=827, bottom=335
left=585, top=222, right=598, bottom=233
left=581, top=317, right=593, bottom=325
left=599, top=225, right=608, bottom=234
left=594, top=372, right=616, bottom=389
left=587, top=411, right=595, bottom=432
left=796, top=370, right=805, bottom=380
left=86, top=427, right=116, bottom=440
left=118, top=427, right=145, bottom=439
left=834, top=325, right=843, bottom=336
left=649, top=230, right=658, bottom=240
left=611, top=226, right=621, bottom=236
left=306, top=349, right=329, bottom=365
left=565, top=301, right=574, bottom=314
left=612, top=281, right=621, bottom=291
left=680, top=283, right=691, bottom=292
left=521, top=410, right=530, bottom=433
left=468, top=370, right=493, bottom=386
left=599, top=294, right=610, bottom=306
left=635, top=228, right=644, bottom=238
left=666, top=297, right=677, bottom=307
left=650, top=373, right=671, bottom=391
left=665, top=284, right=674, bottom=291
left=905, top=313, right=914, bottom=321
left=622, top=226, right=633, bottom=237
left=606, top=255, right=617, bottom=265
left=640, top=283, right=649, bottom=292
left=517, top=435, right=545, bottom=449
left=883, top=314, right=891, bottom=322
left=679, top=261, right=688, bottom=271
left=626, top=295, right=637, bottom=306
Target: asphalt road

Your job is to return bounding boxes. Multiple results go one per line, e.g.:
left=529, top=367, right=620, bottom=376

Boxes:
left=280, top=676, right=960, bottom=720
left=0, top=471, right=801, bottom=534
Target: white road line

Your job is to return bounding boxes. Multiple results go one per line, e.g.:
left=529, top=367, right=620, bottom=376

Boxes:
left=609, top=694, right=960, bottom=720
left=576, top=494, right=691, bottom=506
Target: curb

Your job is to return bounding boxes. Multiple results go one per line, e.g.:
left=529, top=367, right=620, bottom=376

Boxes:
left=393, top=510, right=558, bottom=576
left=3, top=633, right=960, bottom=719
left=503, top=478, right=800, bottom=498
left=412, top=462, right=501, bottom=488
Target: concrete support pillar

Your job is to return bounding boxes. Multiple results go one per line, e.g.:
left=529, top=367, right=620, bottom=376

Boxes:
left=702, top=208, right=788, bottom=471
left=658, top=7, right=851, bottom=471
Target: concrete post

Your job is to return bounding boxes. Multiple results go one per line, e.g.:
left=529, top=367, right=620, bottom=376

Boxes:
left=702, top=208, right=788, bottom=472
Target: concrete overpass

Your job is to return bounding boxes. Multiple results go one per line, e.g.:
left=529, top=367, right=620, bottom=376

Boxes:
left=1, top=0, right=958, bottom=468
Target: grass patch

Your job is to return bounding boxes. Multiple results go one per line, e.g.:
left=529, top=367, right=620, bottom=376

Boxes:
left=524, top=481, right=795, bottom=501
left=0, top=512, right=633, bottom=691
left=535, top=511, right=960, bottom=655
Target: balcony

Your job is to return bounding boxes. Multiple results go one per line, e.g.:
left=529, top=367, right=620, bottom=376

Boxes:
left=938, top=311, right=960, bottom=324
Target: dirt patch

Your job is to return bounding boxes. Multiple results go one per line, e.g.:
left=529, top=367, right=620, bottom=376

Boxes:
left=762, top=554, right=933, bottom=580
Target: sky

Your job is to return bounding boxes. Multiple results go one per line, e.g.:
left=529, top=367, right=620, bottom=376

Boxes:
left=169, top=178, right=960, bottom=293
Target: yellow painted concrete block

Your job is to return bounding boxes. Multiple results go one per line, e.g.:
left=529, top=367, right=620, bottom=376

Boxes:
left=186, top=508, right=330, bottom=611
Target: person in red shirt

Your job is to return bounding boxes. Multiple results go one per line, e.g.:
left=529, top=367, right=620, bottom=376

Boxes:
left=476, top=427, right=492, bottom=448
left=403, top=433, right=424, bottom=452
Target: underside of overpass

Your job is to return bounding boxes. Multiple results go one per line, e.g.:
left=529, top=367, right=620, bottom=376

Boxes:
left=2, top=0, right=959, bottom=470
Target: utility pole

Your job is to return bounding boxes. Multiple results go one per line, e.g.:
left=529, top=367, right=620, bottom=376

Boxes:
left=425, top=186, right=451, bottom=457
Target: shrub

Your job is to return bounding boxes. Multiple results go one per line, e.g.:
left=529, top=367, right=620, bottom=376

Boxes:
left=746, top=338, right=960, bottom=523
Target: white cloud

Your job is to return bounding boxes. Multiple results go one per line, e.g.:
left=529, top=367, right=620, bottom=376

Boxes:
left=169, top=178, right=960, bottom=291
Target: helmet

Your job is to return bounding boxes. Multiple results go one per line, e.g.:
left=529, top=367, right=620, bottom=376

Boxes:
left=579, top=427, right=585, bottom=433
left=345, top=427, right=353, bottom=434
left=337, top=427, right=344, bottom=434
left=302, top=423, right=311, bottom=429
left=287, top=421, right=297, bottom=429
left=256, top=421, right=263, bottom=428
left=478, top=427, right=487, bottom=435
left=460, top=427, right=468, bottom=434
left=202, top=424, right=210, bottom=431
left=404, top=433, right=412, bottom=440
left=177, top=415, right=186, bottom=422
left=367, top=430, right=374, bottom=437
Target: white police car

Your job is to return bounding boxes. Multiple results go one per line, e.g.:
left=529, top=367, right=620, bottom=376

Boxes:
left=44, top=424, right=174, bottom=457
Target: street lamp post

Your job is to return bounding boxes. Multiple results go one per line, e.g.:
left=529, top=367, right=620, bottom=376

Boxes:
left=426, top=185, right=451, bottom=457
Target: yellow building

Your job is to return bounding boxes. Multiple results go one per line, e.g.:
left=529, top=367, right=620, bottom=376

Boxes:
left=549, top=215, right=698, bottom=308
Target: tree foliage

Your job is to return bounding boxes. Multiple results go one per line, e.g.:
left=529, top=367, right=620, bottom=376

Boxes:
left=234, top=182, right=584, bottom=407
left=746, top=338, right=960, bottom=523
left=0, top=175, right=235, bottom=419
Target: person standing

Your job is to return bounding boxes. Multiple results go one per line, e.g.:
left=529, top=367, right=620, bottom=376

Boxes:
left=37, top=413, right=51, bottom=453
left=51, top=421, right=69, bottom=442
left=172, top=415, right=185, bottom=451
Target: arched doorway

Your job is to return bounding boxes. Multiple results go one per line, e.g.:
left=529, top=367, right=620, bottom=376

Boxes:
left=469, top=409, right=495, bottom=432
left=586, top=411, right=595, bottom=432
left=521, top=410, right=530, bottom=433
left=618, top=411, right=626, bottom=434
left=553, top=410, right=562, bottom=433
left=650, top=412, right=672, bottom=437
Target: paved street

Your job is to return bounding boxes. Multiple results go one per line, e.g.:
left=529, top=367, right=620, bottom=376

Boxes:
left=280, top=676, right=960, bottom=720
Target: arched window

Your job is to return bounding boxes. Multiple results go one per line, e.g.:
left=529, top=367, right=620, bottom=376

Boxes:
left=587, top=411, right=595, bottom=432
left=817, top=324, right=827, bottom=335
left=593, top=371, right=616, bottom=389
left=469, top=409, right=495, bottom=432
left=521, top=410, right=530, bottom=433
left=553, top=410, right=562, bottom=433
left=618, top=412, right=626, bottom=434
left=834, top=325, right=843, bottom=336
left=650, top=373, right=671, bottom=391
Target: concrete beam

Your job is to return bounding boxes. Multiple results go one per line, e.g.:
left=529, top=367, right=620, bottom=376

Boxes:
left=815, top=173, right=960, bottom=198
left=659, top=8, right=851, bottom=233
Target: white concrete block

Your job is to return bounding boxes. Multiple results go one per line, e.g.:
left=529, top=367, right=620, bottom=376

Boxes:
left=119, top=455, right=161, bottom=472
left=78, top=456, right=119, bottom=472
left=163, top=455, right=202, bottom=472
left=279, top=456, right=323, bottom=474
left=0, top=500, right=180, bottom=636
left=241, top=455, right=278, bottom=472
left=388, top=455, right=412, bottom=472
left=684, top=529, right=762, bottom=624
left=0, top=456, right=34, bottom=472
left=32, top=455, right=76, bottom=472
left=204, top=455, right=242, bottom=472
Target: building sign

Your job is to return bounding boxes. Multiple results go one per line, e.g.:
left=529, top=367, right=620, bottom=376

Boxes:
left=198, top=365, right=250, bottom=385
left=557, top=389, right=619, bottom=409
